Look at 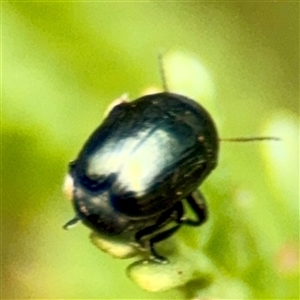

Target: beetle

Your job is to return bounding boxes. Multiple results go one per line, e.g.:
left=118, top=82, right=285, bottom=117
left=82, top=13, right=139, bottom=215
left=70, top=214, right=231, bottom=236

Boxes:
left=63, top=89, right=219, bottom=263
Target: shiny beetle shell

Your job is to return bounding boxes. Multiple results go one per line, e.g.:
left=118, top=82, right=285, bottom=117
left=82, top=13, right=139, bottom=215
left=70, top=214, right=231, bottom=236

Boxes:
left=66, top=92, right=219, bottom=262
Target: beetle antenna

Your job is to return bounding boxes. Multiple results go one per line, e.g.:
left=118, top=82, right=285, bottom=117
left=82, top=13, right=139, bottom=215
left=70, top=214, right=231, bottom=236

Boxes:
left=158, top=52, right=169, bottom=92
left=63, top=216, right=81, bottom=230
left=220, top=137, right=281, bottom=142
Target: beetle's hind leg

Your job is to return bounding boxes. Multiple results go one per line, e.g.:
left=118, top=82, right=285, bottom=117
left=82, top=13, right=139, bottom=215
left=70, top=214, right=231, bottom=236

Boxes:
left=182, top=190, right=207, bottom=226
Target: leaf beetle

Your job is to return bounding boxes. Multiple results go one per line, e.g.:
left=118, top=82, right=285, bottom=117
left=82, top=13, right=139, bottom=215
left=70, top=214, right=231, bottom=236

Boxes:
left=63, top=56, right=278, bottom=263
left=64, top=90, right=218, bottom=263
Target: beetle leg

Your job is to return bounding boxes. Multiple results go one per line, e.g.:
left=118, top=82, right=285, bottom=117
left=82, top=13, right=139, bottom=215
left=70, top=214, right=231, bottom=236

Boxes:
left=182, top=190, right=207, bottom=226
left=135, top=202, right=183, bottom=241
left=148, top=224, right=181, bottom=263
left=135, top=202, right=184, bottom=263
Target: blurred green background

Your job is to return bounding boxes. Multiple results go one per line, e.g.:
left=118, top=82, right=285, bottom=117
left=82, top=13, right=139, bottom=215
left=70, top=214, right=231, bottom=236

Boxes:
left=2, top=2, right=299, bottom=299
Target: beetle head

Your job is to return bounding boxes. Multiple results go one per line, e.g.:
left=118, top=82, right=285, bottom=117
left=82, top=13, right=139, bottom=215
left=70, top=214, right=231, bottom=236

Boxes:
left=63, top=162, right=129, bottom=236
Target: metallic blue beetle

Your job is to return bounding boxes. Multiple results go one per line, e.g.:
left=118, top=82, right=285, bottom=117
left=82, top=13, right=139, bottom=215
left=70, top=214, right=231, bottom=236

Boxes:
left=64, top=91, right=218, bottom=262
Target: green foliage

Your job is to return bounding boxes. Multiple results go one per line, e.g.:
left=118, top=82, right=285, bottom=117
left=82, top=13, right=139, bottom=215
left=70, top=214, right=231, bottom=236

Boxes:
left=2, top=2, right=299, bottom=299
